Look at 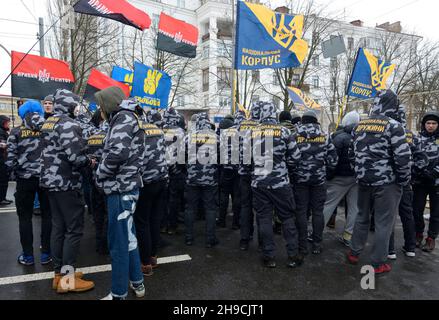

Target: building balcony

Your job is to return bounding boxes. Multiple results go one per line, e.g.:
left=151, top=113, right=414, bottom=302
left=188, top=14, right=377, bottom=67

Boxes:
left=201, top=0, right=231, bottom=5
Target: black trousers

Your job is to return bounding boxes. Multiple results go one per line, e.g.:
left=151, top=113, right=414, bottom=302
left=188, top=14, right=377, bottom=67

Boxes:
left=389, top=185, right=416, bottom=252
left=0, top=162, right=8, bottom=201
left=294, top=184, right=327, bottom=251
left=239, top=175, right=256, bottom=242
left=184, top=185, right=218, bottom=243
left=219, top=168, right=241, bottom=227
left=90, top=181, right=107, bottom=253
left=15, top=177, right=51, bottom=256
left=134, top=180, right=168, bottom=265
left=48, top=190, right=85, bottom=273
left=252, top=185, right=298, bottom=258
left=413, top=184, right=439, bottom=239
left=165, top=176, right=185, bottom=229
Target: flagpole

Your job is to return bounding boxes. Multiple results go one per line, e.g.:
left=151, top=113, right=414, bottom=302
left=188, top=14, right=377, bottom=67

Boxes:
left=0, top=1, right=79, bottom=90
left=231, top=0, right=236, bottom=115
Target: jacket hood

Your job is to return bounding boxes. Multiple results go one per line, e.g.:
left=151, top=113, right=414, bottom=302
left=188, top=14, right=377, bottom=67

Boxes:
left=234, top=110, right=246, bottom=126
left=250, top=102, right=262, bottom=121
left=370, top=89, right=399, bottom=120
left=53, top=89, right=80, bottom=116
left=23, top=112, right=45, bottom=131
left=145, top=109, right=163, bottom=127
left=195, top=112, right=212, bottom=130
left=163, top=107, right=180, bottom=127
left=341, top=111, right=360, bottom=127
left=396, top=104, right=407, bottom=128
left=0, top=115, right=10, bottom=130
left=219, top=118, right=234, bottom=130
left=18, top=100, right=44, bottom=120
left=259, top=102, right=277, bottom=122
left=297, top=123, right=323, bottom=139
left=94, top=86, right=126, bottom=119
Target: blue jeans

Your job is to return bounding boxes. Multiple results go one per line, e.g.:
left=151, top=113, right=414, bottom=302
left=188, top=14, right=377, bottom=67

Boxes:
left=107, top=189, right=143, bottom=298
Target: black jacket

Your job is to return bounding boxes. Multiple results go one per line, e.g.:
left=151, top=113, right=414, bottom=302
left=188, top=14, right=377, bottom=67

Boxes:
left=329, top=124, right=356, bottom=179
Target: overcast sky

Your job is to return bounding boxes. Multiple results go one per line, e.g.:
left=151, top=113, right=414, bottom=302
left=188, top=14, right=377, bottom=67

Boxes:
left=0, top=0, right=437, bottom=96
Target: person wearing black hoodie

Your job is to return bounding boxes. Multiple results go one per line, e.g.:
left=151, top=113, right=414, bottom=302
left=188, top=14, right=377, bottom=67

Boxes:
left=412, top=111, right=439, bottom=253
left=0, top=115, right=11, bottom=205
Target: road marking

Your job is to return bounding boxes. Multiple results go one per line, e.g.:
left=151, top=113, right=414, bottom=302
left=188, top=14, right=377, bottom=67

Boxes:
left=0, top=207, right=16, bottom=213
left=0, top=254, right=192, bottom=286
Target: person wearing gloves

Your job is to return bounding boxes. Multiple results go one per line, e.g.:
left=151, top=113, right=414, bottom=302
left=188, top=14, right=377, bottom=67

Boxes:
left=40, top=89, right=96, bottom=293
left=7, top=100, right=51, bottom=266
left=95, top=87, right=146, bottom=300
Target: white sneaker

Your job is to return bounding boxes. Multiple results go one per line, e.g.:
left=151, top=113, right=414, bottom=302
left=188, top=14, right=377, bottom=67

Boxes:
left=130, top=282, right=145, bottom=298
left=100, top=293, right=125, bottom=300
left=387, top=253, right=397, bottom=260
left=402, top=248, right=416, bottom=257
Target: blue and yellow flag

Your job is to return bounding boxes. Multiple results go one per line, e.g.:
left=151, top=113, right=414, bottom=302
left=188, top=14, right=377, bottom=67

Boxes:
left=235, top=1, right=308, bottom=70
left=131, top=62, right=171, bottom=109
left=347, top=48, right=395, bottom=99
left=111, top=66, right=133, bottom=95
left=287, top=86, right=321, bottom=113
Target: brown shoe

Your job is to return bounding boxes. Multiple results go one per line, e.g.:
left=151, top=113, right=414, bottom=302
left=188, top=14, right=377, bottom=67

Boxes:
left=141, top=264, right=153, bottom=276
left=56, top=274, right=94, bottom=293
left=422, top=237, right=436, bottom=253
left=151, top=256, right=158, bottom=269
left=52, top=272, right=84, bottom=290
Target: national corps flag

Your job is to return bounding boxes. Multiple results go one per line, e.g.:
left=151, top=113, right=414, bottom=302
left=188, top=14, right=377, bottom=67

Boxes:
left=287, top=86, right=321, bottom=113
left=11, top=51, right=74, bottom=100
left=131, top=62, right=171, bottom=109
left=347, top=48, right=395, bottom=99
left=235, top=1, right=308, bottom=70
left=111, top=66, right=133, bottom=94
left=157, top=13, right=198, bottom=58
left=73, top=0, right=151, bottom=30
left=83, top=69, right=130, bottom=102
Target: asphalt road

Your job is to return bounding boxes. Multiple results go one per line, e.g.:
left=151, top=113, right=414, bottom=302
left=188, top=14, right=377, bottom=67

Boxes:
left=0, top=182, right=438, bottom=300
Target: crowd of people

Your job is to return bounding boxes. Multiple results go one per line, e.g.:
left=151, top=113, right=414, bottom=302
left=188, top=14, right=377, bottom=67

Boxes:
left=4, top=86, right=438, bottom=299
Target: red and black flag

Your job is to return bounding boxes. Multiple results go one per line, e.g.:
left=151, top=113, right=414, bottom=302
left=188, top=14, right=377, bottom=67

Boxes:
left=11, top=51, right=74, bottom=100
left=157, top=13, right=198, bottom=58
left=73, top=0, right=151, bottom=31
left=83, top=69, right=130, bottom=102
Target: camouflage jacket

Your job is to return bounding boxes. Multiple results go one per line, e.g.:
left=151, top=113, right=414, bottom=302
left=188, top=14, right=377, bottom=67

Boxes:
left=412, top=130, right=439, bottom=186
left=141, top=116, right=168, bottom=184
left=350, top=90, right=411, bottom=187
left=6, top=113, right=45, bottom=179
left=162, top=108, right=185, bottom=179
left=251, top=103, right=301, bottom=189
left=40, top=90, right=90, bottom=191
left=76, top=113, right=97, bottom=140
left=96, top=100, right=145, bottom=195
left=186, top=113, right=219, bottom=187
left=294, top=123, right=338, bottom=185
left=238, top=119, right=259, bottom=176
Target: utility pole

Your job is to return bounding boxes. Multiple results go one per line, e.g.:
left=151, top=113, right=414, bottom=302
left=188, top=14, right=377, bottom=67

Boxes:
left=38, top=17, right=45, bottom=57
left=231, top=0, right=236, bottom=114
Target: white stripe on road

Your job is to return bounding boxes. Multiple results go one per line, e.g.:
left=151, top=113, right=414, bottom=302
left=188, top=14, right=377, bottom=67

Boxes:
left=0, top=207, right=16, bottom=213
left=0, top=254, right=192, bottom=286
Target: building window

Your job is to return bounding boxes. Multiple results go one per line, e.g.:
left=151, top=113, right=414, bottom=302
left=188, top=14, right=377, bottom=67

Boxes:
left=330, top=78, right=336, bottom=92
left=330, top=57, right=337, bottom=69
left=348, top=37, right=354, bottom=51
left=251, top=95, right=260, bottom=104
left=204, top=97, right=209, bottom=107
left=202, top=68, right=209, bottom=92
left=273, top=74, right=280, bottom=85
left=202, top=46, right=209, bottom=59
left=251, top=70, right=260, bottom=83
left=312, top=76, right=319, bottom=88
left=312, top=55, right=319, bottom=67
left=176, top=96, right=185, bottom=107
left=219, top=96, right=231, bottom=109
left=217, top=43, right=230, bottom=57
left=177, top=0, right=185, bottom=8
left=217, top=67, right=230, bottom=87
left=292, top=74, right=300, bottom=85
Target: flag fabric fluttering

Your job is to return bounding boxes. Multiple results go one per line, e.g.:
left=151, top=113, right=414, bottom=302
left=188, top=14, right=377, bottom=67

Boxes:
left=11, top=51, right=74, bottom=100
left=346, top=48, right=395, bottom=100
left=235, top=1, right=308, bottom=70
left=83, top=68, right=130, bottom=102
left=287, top=86, right=321, bottom=113
left=73, top=0, right=151, bottom=31
left=111, top=66, right=133, bottom=94
left=157, top=13, right=199, bottom=58
left=131, top=62, right=171, bottom=109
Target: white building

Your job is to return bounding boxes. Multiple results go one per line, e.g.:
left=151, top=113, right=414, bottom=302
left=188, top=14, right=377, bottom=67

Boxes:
left=126, top=0, right=421, bottom=127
